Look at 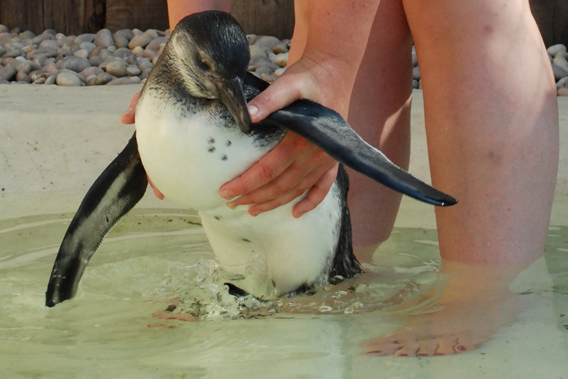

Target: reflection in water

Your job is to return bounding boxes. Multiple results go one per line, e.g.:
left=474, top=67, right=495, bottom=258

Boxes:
left=0, top=210, right=567, bottom=377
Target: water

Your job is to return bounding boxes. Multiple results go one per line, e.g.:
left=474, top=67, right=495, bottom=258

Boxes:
left=1, top=207, right=567, bottom=378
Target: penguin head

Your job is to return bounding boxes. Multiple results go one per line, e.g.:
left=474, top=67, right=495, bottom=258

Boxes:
left=168, top=11, right=252, bottom=134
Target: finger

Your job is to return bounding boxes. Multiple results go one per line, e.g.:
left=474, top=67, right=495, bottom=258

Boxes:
left=292, top=165, right=338, bottom=218
left=227, top=162, right=311, bottom=207
left=220, top=133, right=311, bottom=200
left=248, top=187, right=307, bottom=216
left=248, top=74, right=303, bottom=122
left=147, top=176, right=164, bottom=200
left=245, top=161, right=337, bottom=216
left=120, top=91, right=141, bottom=125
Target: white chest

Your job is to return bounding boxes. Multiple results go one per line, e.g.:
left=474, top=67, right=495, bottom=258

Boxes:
left=135, top=94, right=279, bottom=210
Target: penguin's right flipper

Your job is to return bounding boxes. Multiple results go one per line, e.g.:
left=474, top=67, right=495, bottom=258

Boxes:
left=45, top=133, right=148, bottom=307
left=258, top=100, right=457, bottom=207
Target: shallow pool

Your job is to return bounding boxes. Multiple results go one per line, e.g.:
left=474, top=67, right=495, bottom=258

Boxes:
left=1, top=86, right=567, bottom=378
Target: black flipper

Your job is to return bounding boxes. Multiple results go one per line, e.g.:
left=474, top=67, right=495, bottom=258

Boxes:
left=45, top=133, right=148, bottom=307
left=244, top=73, right=457, bottom=207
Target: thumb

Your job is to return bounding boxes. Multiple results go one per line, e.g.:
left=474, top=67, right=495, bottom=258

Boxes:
left=120, top=91, right=141, bottom=125
left=247, top=74, right=302, bottom=123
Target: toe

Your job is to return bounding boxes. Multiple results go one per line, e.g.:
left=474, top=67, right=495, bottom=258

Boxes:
left=367, top=343, right=403, bottom=356
left=416, top=339, right=438, bottom=357
left=435, top=335, right=459, bottom=355
left=454, top=335, right=481, bottom=354
left=394, top=343, right=420, bottom=357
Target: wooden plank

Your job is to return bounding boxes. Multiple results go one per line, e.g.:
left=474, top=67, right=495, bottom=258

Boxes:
left=530, top=0, right=555, bottom=47
left=231, top=0, right=294, bottom=39
left=555, top=0, right=568, bottom=46
left=105, top=0, right=168, bottom=32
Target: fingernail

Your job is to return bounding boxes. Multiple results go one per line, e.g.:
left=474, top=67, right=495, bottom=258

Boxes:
left=226, top=202, right=238, bottom=210
left=220, top=189, right=233, bottom=199
left=249, top=209, right=259, bottom=217
left=248, top=105, right=259, bottom=119
left=121, top=107, right=133, bottom=118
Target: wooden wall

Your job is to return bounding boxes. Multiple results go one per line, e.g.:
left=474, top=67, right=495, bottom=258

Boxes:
left=0, top=0, right=293, bottom=38
left=0, top=0, right=565, bottom=46
left=530, top=0, right=568, bottom=47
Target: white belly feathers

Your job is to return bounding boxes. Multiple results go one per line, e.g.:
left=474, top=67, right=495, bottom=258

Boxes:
left=135, top=93, right=342, bottom=297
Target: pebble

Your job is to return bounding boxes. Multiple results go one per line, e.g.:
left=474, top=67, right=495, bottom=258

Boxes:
left=44, top=63, right=59, bottom=74
left=106, top=77, right=138, bottom=85
left=114, top=29, right=134, bottom=48
left=132, top=46, right=144, bottom=55
left=75, top=33, right=96, bottom=44
left=106, top=60, right=127, bottom=77
left=81, top=66, right=104, bottom=78
left=140, top=68, right=152, bottom=80
left=16, top=71, right=30, bottom=83
left=553, top=64, right=568, bottom=81
left=143, top=49, right=157, bottom=60
left=39, top=39, right=60, bottom=50
left=254, top=36, right=280, bottom=51
left=273, top=52, right=288, bottom=67
left=129, top=34, right=152, bottom=49
left=0, top=48, right=7, bottom=57
left=73, top=49, right=89, bottom=60
left=146, top=37, right=169, bottom=51
left=4, top=49, right=24, bottom=58
left=558, top=87, right=568, bottom=96
left=0, top=65, right=16, bottom=81
left=553, top=57, right=568, bottom=72
left=412, top=66, right=421, bottom=80
left=272, top=42, right=289, bottom=54
left=13, top=59, right=32, bottom=74
left=548, top=44, right=567, bottom=56
left=0, top=24, right=8, bottom=33
left=62, top=56, right=91, bottom=73
left=274, top=67, right=286, bottom=77
left=45, top=74, right=56, bottom=85
left=94, top=29, right=114, bottom=48
left=56, top=72, right=82, bottom=86
left=88, top=55, right=102, bottom=67
left=114, top=47, right=134, bottom=59
left=249, top=45, right=266, bottom=58
left=80, top=42, right=96, bottom=54
left=126, top=65, right=141, bottom=76
left=95, top=72, right=114, bottom=85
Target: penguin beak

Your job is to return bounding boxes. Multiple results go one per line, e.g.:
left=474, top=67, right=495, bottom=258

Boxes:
left=216, top=77, right=252, bottom=135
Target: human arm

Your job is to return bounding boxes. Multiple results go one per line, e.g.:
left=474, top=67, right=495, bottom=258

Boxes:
left=219, top=0, right=382, bottom=217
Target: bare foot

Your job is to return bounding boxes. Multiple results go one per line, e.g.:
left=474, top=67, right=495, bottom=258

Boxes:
left=365, top=260, right=525, bottom=357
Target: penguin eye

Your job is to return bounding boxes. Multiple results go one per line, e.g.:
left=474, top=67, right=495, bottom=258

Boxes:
left=198, top=58, right=212, bottom=71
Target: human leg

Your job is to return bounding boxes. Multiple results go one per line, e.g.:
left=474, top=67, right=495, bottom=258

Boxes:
left=167, top=0, right=231, bottom=29
left=290, top=0, right=414, bottom=258
left=367, top=0, right=559, bottom=356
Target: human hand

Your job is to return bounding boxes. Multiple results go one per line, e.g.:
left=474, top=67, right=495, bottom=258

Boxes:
left=120, top=91, right=165, bottom=200
left=220, top=53, right=358, bottom=218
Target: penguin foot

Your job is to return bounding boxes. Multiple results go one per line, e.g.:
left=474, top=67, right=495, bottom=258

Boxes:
left=152, top=302, right=198, bottom=322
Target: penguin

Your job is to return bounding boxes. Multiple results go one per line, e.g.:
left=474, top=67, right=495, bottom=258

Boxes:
left=45, top=11, right=456, bottom=307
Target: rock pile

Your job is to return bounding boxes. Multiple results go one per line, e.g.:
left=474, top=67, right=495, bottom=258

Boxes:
left=0, top=24, right=290, bottom=87
left=2, top=23, right=566, bottom=96
left=549, top=44, right=568, bottom=96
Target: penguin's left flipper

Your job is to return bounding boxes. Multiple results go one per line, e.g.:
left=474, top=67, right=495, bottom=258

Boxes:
left=45, top=133, right=148, bottom=307
left=258, top=100, right=457, bottom=207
